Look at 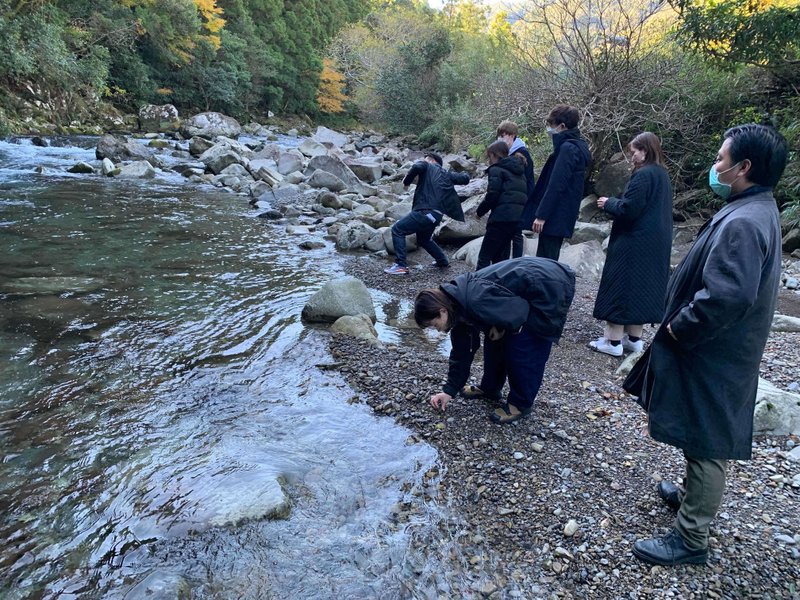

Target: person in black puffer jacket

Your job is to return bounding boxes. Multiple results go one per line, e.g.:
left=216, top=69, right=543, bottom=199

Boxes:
left=475, top=141, right=528, bottom=270
left=413, top=257, right=575, bottom=424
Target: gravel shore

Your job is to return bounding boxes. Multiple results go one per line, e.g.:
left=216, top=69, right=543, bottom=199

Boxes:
left=328, top=252, right=800, bottom=599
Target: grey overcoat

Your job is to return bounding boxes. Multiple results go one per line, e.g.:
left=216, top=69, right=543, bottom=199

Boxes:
left=641, top=188, right=782, bottom=460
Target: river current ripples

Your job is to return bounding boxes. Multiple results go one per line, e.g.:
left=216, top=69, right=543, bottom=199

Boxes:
left=0, top=136, right=442, bottom=599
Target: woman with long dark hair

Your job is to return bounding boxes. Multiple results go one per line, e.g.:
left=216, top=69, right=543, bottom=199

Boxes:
left=589, top=132, right=673, bottom=356
left=414, top=258, right=575, bottom=423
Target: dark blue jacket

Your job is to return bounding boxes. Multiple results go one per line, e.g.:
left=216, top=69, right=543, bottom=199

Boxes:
left=403, top=161, right=471, bottom=221
left=521, top=128, right=591, bottom=238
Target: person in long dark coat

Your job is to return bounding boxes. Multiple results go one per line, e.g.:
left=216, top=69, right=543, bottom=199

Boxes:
left=631, top=124, right=787, bottom=567
left=413, top=258, right=575, bottom=424
left=475, top=141, right=528, bottom=270
left=519, top=105, right=592, bottom=261
left=589, top=132, right=673, bottom=357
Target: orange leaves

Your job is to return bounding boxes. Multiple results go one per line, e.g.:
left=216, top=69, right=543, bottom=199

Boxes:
left=192, top=0, right=225, bottom=49
left=317, top=58, right=347, bottom=114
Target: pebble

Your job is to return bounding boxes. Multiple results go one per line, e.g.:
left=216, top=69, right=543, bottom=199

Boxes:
left=532, top=443, right=544, bottom=453
left=564, top=519, right=579, bottom=537
left=513, top=452, right=525, bottom=460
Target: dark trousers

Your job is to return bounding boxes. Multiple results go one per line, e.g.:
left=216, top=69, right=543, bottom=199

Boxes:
left=391, top=210, right=447, bottom=267
left=675, top=452, right=728, bottom=550
left=535, top=233, right=564, bottom=261
left=479, top=327, right=552, bottom=410
left=476, top=222, right=518, bottom=270
left=511, top=228, right=524, bottom=258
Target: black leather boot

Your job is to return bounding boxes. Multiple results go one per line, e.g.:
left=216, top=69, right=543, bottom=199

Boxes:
left=633, top=530, right=708, bottom=566
left=658, top=480, right=684, bottom=511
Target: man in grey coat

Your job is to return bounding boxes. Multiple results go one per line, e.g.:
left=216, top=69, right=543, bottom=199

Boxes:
left=633, top=124, right=788, bottom=566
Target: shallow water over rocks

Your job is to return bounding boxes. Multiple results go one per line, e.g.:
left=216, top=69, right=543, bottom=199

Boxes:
left=0, top=136, right=448, bottom=599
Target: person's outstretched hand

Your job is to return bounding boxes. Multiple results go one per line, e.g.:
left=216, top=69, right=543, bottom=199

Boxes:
left=430, top=392, right=452, bottom=412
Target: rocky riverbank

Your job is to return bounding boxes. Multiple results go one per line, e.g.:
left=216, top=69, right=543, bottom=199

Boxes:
left=327, top=255, right=800, bottom=599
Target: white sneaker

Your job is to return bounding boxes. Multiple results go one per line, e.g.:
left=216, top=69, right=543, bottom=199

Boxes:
left=622, top=335, right=644, bottom=353
left=588, top=337, right=623, bottom=357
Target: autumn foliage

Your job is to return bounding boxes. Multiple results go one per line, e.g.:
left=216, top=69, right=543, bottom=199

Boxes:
left=316, top=59, right=348, bottom=114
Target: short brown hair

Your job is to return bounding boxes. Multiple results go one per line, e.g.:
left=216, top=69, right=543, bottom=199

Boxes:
left=546, top=105, right=580, bottom=129
left=486, top=140, right=509, bottom=161
left=496, top=120, right=519, bottom=138
left=630, top=132, right=666, bottom=169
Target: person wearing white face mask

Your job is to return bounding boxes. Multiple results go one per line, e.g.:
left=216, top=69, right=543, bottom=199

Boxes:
left=519, top=105, right=591, bottom=260
left=628, top=124, right=788, bottom=567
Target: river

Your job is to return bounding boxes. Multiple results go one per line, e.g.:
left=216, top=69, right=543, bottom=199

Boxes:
left=0, top=135, right=449, bottom=599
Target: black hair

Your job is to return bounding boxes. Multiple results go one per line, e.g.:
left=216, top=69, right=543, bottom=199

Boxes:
left=413, top=289, right=454, bottom=328
left=546, top=105, right=580, bottom=129
left=724, top=124, right=788, bottom=187
left=424, top=152, right=443, bottom=166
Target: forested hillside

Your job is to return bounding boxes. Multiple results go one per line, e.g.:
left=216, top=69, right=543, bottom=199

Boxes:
left=1, top=0, right=799, bottom=220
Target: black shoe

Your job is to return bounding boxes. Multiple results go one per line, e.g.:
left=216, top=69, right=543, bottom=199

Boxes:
left=633, top=530, right=707, bottom=566
left=430, top=261, right=450, bottom=268
left=658, top=481, right=684, bottom=511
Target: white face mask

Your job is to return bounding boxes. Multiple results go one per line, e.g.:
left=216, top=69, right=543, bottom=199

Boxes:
left=546, top=126, right=558, bottom=136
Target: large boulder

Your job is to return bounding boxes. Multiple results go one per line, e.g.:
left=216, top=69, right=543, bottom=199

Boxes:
left=443, top=154, right=478, bottom=173
left=308, top=169, right=347, bottom=192
left=330, top=314, right=379, bottom=344
left=344, top=157, right=383, bottom=183
left=386, top=201, right=412, bottom=222
left=312, top=126, right=349, bottom=148
left=453, top=236, right=538, bottom=268
left=336, top=221, right=376, bottom=250
left=301, top=277, right=376, bottom=323
left=383, top=227, right=417, bottom=254
left=559, top=240, right=606, bottom=279
left=137, top=104, right=179, bottom=133
left=248, top=159, right=283, bottom=186
left=772, top=314, right=800, bottom=333
left=179, top=112, right=242, bottom=139
left=571, top=222, right=612, bottom=245
left=783, top=227, right=800, bottom=253
left=454, top=178, right=488, bottom=198
left=115, top=160, right=156, bottom=178
left=306, top=155, right=373, bottom=195
left=595, top=154, right=631, bottom=198
left=452, top=237, right=484, bottom=269
left=435, top=196, right=485, bottom=242
left=753, top=378, right=800, bottom=436
left=199, top=144, right=243, bottom=175
left=96, top=134, right=155, bottom=165
left=189, top=136, right=215, bottom=157
left=277, top=151, right=304, bottom=176
left=578, top=194, right=606, bottom=222
left=365, top=228, right=388, bottom=252
left=297, top=139, right=328, bottom=158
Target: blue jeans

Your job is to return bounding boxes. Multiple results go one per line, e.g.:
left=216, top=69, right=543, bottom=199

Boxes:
left=480, top=327, right=552, bottom=410
left=391, top=210, right=447, bottom=267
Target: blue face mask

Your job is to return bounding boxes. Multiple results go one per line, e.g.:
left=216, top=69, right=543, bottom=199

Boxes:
left=708, top=162, right=740, bottom=199
left=546, top=126, right=558, bottom=136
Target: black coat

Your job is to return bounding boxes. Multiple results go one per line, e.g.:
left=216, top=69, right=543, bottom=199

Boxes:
left=403, top=161, right=471, bottom=221
left=477, top=156, right=528, bottom=223
left=510, top=144, right=536, bottom=202
left=520, top=128, right=591, bottom=238
left=439, top=257, right=576, bottom=397
left=641, top=188, right=782, bottom=460
left=593, top=164, right=673, bottom=324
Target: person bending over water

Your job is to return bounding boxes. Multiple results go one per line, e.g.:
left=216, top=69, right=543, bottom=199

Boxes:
left=414, top=257, right=575, bottom=423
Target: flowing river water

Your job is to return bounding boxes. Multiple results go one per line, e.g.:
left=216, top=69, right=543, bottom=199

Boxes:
left=0, top=136, right=459, bottom=599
